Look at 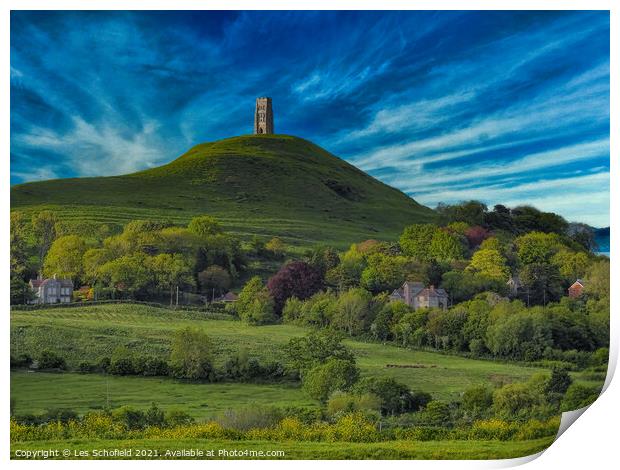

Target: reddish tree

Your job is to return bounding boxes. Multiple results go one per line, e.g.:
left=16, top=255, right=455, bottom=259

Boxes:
left=267, top=261, right=323, bottom=314
left=464, top=226, right=490, bottom=248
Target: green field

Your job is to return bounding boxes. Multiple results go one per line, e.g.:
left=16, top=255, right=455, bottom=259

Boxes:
left=10, top=303, right=570, bottom=404
left=10, top=134, right=435, bottom=248
left=11, top=302, right=602, bottom=421
left=11, top=303, right=571, bottom=460
left=11, top=437, right=555, bottom=460
left=10, top=371, right=317, bottom=419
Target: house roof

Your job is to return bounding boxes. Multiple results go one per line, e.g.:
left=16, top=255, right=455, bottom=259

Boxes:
left=416, top=287, right=448, bottom=299
left=29, top=278, right=73, bottom=288
left=570, top=279, right=585, bottom=288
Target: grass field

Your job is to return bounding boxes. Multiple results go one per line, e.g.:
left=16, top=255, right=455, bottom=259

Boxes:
left=10, top=135, right=435, bottom=249
left=10, top=303, right=572, bottom=402
left=10, top=371, right=317, bottom=419
left=10, top=436, right=555, bottom=460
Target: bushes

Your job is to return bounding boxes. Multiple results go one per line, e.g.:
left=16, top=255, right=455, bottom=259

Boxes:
left=354, top=377, right=430, bottom=416
left=302, top=359, right=360, bottom=402
left=37, top=350, right=66, bottom=370
left=561, top=384, right=601, bottom=411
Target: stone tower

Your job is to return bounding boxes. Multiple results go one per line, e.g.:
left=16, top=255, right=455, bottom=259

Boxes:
left=254, top=97, right=274, bottom=134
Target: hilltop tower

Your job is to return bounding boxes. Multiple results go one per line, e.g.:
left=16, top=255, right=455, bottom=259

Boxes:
left=254, top=97, right=274, bottom=134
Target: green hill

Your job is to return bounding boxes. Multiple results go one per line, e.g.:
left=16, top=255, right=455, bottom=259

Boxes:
left=11, top=135, right=435, bottom=248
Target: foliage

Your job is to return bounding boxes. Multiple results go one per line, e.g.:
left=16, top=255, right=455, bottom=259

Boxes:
left=267, top=261, right=323, bottom=314
left=561, top=384, right=601, bottom=411
left=284, top=330, right=355, bottom=375
left=169, top=327, right=215, bottom=380
left=331, top=288, right=373, bottom=336
left=237, top=276, right=275, bottom=325
left=302, top=359, right=360, bottom=402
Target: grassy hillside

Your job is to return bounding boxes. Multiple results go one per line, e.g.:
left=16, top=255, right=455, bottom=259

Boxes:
left=11, top=135, right=435, bottom=248
left=12, top=304, right=602, bottom=406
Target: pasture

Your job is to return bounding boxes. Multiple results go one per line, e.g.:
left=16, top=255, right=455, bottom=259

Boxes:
left=10, top=302, right=603, bottom=417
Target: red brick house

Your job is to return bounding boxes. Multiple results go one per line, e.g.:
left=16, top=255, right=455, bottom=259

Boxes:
left=568, top=279, right=585, bottom=298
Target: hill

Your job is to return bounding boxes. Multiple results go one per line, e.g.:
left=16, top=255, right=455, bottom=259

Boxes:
left=11, top=135, right=435, bottom=248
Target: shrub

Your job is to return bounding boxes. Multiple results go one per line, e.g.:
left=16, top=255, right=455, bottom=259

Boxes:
left=462, top=385, right=493, bottom=417
left=284, top=330, right=355, bottom=374
left=326, top=391, right=381, bottom=417
left=108, top=347, right=135, bottom=375
left=78, top=361, right=96, bottom=373
left=11, top=354, right=33, bottom=368
left=469, top=418, right=517, bottom=440
left=354, top=377, right=427, bottom=415
left=111, top=406, right=147, bottom=430
left=493, top=382, right=545, bottom=420
left=561, top=384, right=601, bottom=411
left=37, top=350, right=66, bottom=370
left=164, top=409, right=194, bottom=427
left=97, top=356, right=111, bottom=373
left=216, top=406, right=284, bottom=431
left=514, top=417, right=560, bottom=440
left=419, top=401, right=451, bottom=427
left=135, top=356, right=170, bottom=377
left=545, top=366, right=572, bottom=395
left=302, top=359, right=360, bottom=402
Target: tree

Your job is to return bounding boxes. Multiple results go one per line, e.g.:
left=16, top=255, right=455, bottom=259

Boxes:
left=585, top=259, right=610, bottom=299
left=82, top=248, right=115, bottom=284
left=237, top=276, right=275, bottom=325
left=515, top=232, right=563, bottom=265
left=360, top=253, right=409, bottom=294
left=148, top=253, right=194, bottom=306
left=462, top=385, right=493, bottom=417
left=546, top=366, right=572, bottom=396
left=302, top=358, right=359, bottom=402
left=436, top=200, right=487, bottom=226
left=355, top=377, right=428, bottom=415
left=10, top=211, right=31, bottom=278
left=561, top=384, right=601, bottom=411
left=265, top=237, right=286, bottom=259
left=267, top=261, right=323, bottom=314
left=43, top=235, right=89, bottom=282
left=551, top=249, right=590, bottom=281
left=420, top=400, right=451, bottom=426
left=511, top=206, right=568, bottom=235
left=331, top=288, right=372, bottom=336
left=198, top=265, right=231, bottom=297
left=430, top=230, right=465, bottom=262
left=169, top=327, right=215, bottom=380
left=467, top=248, right=510, bottom=282
left=98, top=253, right=154, bottom=295
left=284, top=330, right=355, bottom=374
left=519, top=263, right=563, bottom=305
left=464, top=226, right=490, bottom=248
left=493, top=382, right=545, bottom=419
left=187, top=215, right=223, bottom=238
left=10, top=277, right=35, bottom=305
left=31, top=210, right=58, bottom=266
left=304, top=245, right=340, bottom=276
left=399, top=224, right=436, bottom=262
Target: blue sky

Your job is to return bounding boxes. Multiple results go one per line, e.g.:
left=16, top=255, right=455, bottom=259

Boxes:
left=10, top=11, right=610, bottom=226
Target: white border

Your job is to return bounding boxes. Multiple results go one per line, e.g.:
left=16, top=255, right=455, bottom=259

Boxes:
left=3, top=1, right=617, bottom=468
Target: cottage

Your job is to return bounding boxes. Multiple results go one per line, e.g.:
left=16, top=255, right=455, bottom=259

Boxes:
left=568, top=279, right=585, bottom=298
left=506, top=275, right=521, bottom=296
left=29, top=275, right=74, bottom=304
left=389, top=281, right=448, bottom=311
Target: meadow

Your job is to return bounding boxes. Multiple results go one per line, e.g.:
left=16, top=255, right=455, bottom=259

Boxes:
left=11, top=303, right=602, bottom=415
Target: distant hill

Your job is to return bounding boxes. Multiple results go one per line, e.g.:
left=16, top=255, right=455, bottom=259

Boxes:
left=11, top=135, right=435, bottom=248
left=594, top=227, right=610, bottom=255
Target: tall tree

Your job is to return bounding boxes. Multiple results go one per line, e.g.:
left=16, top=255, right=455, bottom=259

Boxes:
left=31, top=210, right=58, bottom=268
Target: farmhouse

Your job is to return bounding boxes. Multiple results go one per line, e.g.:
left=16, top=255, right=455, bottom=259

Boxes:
left=389, top=281, right=448, bottom=311
left=568, top=279, right=585, bottom=298
left=29, top=275, right=73, bottom=304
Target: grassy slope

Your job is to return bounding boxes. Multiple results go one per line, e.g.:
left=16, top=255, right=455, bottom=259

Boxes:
left=12, top=303, right=602, bottom=414
left=10, top=135, right=435, bottom=248
left=11, top=437, right=555, bottom=460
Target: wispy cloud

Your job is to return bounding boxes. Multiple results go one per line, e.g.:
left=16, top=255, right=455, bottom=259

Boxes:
left=10, top=11, right=610, bottom=226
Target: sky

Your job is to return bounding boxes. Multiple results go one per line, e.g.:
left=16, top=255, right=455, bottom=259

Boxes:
left=10, top=11, right=610, bottom=227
